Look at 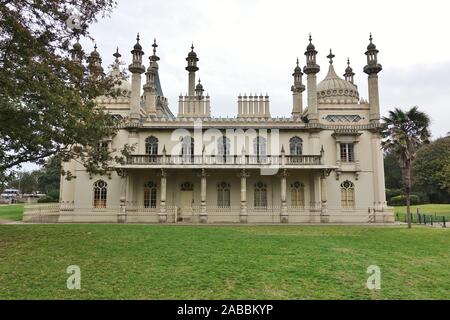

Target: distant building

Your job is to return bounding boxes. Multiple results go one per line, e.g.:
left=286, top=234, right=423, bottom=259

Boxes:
left=56, top=34, right=393, bottom=224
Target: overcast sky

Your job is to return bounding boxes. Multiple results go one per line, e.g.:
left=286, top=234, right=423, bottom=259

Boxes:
left=23, top=0, right=450, bottom=171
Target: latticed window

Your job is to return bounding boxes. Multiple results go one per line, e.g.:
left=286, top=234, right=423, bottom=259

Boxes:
left=144, top=181, right=157, bottom=208
left=254, top=181, right=267, bottom=208
left=93, top=180, right=107, bottom=208
left=217, top=136, right=231, bottom=156
left=253, top=136, right=267, bottom=157
left=340, top=143, right=354, bottom=162
left=341, top=180, right=355, bottom=208
left=217, top=182, right=231, bottom=208
left=145, top=136, right=158, bottom=155
left=290, top=181, right=305, bottom=208
left=181, top=136, right=194, bottom=158
left=290, top=136, right=303, bottom=155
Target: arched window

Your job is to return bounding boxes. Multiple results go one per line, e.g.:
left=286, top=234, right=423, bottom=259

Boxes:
left=181, top=136, right=194, bottom=161
left=290, top=181, right=305, bottom=208
left=144, top=181, right=157, bottom=208
left=254, top=181, right=267, bottom=208
left=217, top=182, right=231, bottom=208
left=290, top=136, right=303, bottom=155
left=217, top=136, right=231, bottom=163
left=341, top=180, right=355, bottom=208
left=145, top=136, right=158, bottom=155
left=93, top=180, right=107, bottom=208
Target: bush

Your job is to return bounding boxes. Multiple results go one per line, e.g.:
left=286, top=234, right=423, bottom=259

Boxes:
left=47, top=189, right=60, bottom=200
left=37, top=196, right=59, bottom=204
left=386, top=188, right=403, bottom=200
left=388, top=195, right=420, bottom=206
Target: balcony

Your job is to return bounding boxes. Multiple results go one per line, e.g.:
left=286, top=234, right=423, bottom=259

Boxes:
left=123, top=154, right=329, bottom=169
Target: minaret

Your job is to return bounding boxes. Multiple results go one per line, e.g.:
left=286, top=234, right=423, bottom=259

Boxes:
left=111, top=47, right=121, bottom=76
left=186, top=43, right=199, bottom=97
left=303, top=34, right=320, bottom=123
left=363, top=33, right=383, bottom=123
left=70, top=36, right=83, bottom=63
left=87, top=44, right=104, bottom=76
left=143, top=39, right=160, bottom=115
left=128, top=33, right=145, bottom=121
left=344, top=58, right=355, bottom=84
left=291, top=57, right=305, bottom=118
left=195, top=79, right=205, bottom=98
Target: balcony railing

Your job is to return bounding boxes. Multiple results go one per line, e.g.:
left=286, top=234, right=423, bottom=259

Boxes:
left=126, top=154, right=322, bottom=166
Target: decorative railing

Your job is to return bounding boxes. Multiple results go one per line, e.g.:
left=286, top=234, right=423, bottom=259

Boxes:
left=126, top=154, right=322, bottom=166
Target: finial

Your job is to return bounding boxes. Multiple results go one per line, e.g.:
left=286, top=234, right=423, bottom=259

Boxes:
left=94, top=43, right=98, bottom=51
left=327, top=49, right=335, bottom=64
left=137, top=33, right=140, bottom=43
left=296, top=57, right=299, bottom=66
left=191, top=42, right=194, bottom=51
left=198, top=78, right=201, bottom=84
left=347, top=57, right=350, bottom=66
left=152, top=38, right=158, bottom=55
left=113, top=47, right=121, bottom=59
left=369, top=33, right=373, bottom=43
left=309, top=33, right=312, bottom=43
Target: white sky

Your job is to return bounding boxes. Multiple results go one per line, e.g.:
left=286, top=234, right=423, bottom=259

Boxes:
left=22, top=0, right=450, bottom=171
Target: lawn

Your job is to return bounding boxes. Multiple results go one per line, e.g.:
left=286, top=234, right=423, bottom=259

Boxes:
left=394, top=204, right=450, bottom=222
left=0, top=204, right=23, bottom=221
left=0, top=224, right=448, bottom=300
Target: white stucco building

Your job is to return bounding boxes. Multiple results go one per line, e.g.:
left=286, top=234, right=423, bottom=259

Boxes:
left=55, top=34, right=393, bottom=224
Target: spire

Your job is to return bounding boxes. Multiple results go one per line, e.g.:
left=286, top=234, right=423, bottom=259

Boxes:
left=112, top=47, right=122, bottom=74
left=129, top=33, right=145, bottom=74
left=344, top=58, right=355, bottom=83
left=304, top=34, right=320, bottom=75
left=70, top=35, right=83, bottom=62
left=364, top=33, right=382, bottom=75
left=327, top=49, right=335, bottom=64
left=150, top=38, right=160, bottom=62
left=87, top=43, right=103, bottom=75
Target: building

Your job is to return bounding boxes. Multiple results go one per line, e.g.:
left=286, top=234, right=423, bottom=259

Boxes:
left=54, top=34, right=393, bottom=224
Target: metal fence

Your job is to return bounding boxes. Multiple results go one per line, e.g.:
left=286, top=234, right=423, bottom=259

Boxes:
left=395, top=211, right=448, bottom=228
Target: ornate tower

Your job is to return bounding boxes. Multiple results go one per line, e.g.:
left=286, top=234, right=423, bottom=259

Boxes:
left=143, top=39, right=161, bottom=115
left=70, top=36, right=83, bottom=63
left=195, top=79, right=205, bottom=98
left=344, top=58, right=355, bottom=84
left=186, top=44, right=199, bottom=97
left=291, top=58, right=305, bottom=118
left=128, top=34, right=145, bottom=121
left=303, top=34, right=320, bottom=123
left=87, top=44, right=104, bottom=76
left=363, top=34, right=383, bottom=123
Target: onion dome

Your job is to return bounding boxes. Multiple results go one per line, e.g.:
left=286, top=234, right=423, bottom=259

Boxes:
left=306, top=34, right=315, bottom=51
left=367, top=33, right=376, bottom=50
left=188, top=43, right=198, bottom=58
left=317, top=50, right=359, bottom=104
left=133, top=33, right=143, bottom=51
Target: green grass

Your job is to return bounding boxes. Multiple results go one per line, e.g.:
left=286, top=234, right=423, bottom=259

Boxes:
left=0, top=224, right=448, bottom=300
left=0, top=204, right=23, bottom=221
left=394, top=204, right=450, bottom=222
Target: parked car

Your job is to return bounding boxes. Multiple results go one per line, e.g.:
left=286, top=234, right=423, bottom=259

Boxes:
left=1, top=189, right=21, bottom=204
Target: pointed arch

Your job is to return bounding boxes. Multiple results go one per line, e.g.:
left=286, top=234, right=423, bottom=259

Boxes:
left=93, top=180, right=107, bottom=208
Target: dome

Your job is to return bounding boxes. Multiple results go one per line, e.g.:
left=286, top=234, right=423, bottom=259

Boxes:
left=317, top=65, right=359, bottom=104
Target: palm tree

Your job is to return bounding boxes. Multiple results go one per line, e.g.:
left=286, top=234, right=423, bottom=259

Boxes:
left=381, top=106, right=431, bottom=228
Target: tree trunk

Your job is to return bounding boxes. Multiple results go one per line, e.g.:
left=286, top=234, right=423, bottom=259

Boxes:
left=405, top=164, right=412, bottom=229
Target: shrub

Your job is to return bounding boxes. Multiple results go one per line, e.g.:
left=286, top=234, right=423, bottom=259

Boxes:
left=388, top=195, right=420, bottom=206
left=37, top=196, right=59, bottom=204
left=47, top=189, right=60, bottom=200
left=386, top=188, right=403, bottom=200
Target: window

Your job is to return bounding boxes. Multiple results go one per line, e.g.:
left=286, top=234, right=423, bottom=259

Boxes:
left=253, top=136, right=267, bottom=156
left=217, top=182, right=231, bottom=208
left=145, top=136, right=158, bottom=155
left=289, top=137, right=303, bottom=155
left=340, top=143, right=354, bottom=162
left=341, top=180, right=355, bottom=208
left=144, top=181, right=157, bottom=208
left=181, top=136, right=194, bottom=160
left=93, top=180, right=107, bottom=208
left=290, top=181, right=305, bottom=208
left=254, top=181, right=267, bottom=208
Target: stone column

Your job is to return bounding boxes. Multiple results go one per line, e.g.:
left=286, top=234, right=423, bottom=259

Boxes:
left=320, top=170, right=329, bottom=223
left=159, top=169, right=168, bottom=223
left=117, top=169, right=127, bottom=223
left=239, top=169, right=250, bottom=223
left=280, top=169, right=288, bottom=223
left=371, top=131, right=386, bottom=212
left=200, top=169, right=208, bottom=223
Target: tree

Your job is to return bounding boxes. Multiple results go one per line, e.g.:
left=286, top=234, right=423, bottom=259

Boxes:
left=414, top=137, right=450, bottom=203
left=0, top=0, right=123, bottom=182
left=384, top=151, right=403, bottom=190
left=37, top=156, right=61, bottom=194
left=381, top=106, right=431, bottom=228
